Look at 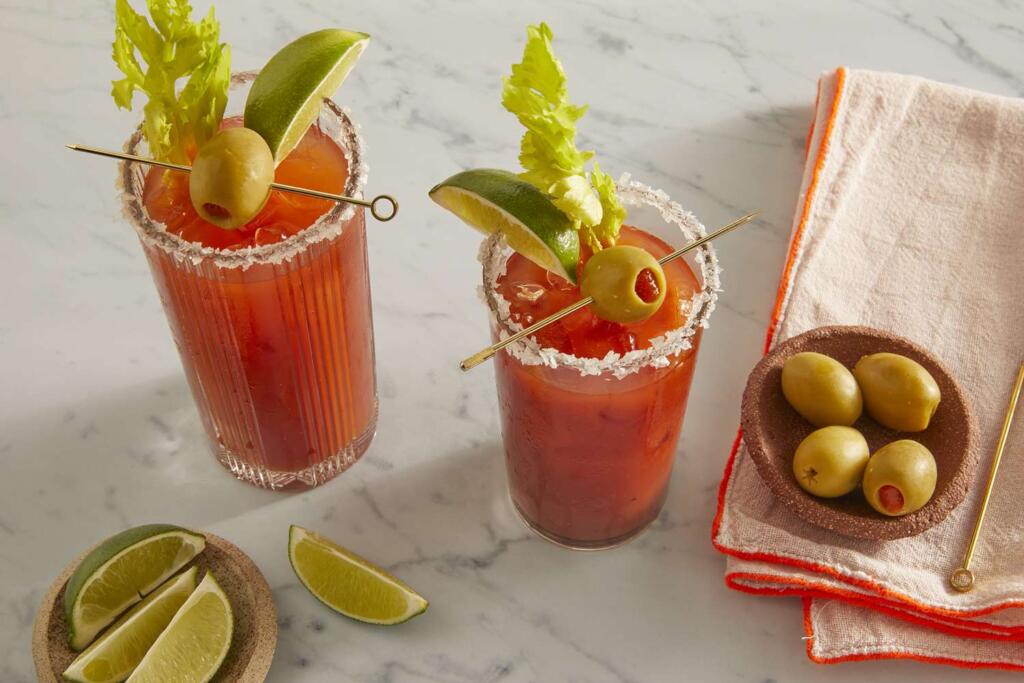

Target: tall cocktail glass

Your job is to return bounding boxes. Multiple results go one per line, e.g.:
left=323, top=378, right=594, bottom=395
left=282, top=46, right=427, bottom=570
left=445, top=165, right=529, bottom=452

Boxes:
left=120, top=74, right=377, bottom=490
left=481, top=179, right=720, bottom=549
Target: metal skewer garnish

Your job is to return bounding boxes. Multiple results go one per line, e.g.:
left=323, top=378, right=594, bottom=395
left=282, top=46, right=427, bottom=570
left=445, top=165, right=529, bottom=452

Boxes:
left=66, top=144, right=399, bottom=222
left=950, top=361, right=1024, bottom=593
left=460, top=210, right=760, bottom=371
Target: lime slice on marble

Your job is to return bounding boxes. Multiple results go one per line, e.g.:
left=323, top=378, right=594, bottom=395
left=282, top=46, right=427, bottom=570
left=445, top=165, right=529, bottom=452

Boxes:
left=429, top=169, right=581, bottom=282
left=125, top=573, right=233, bottom=683
left=288, top=525, right=428, bottom=625
left=244, top=28, right=369, bottom=163
left=64, top=525, right=206, bottom=651
left=63, top=567, right=199, bottom=683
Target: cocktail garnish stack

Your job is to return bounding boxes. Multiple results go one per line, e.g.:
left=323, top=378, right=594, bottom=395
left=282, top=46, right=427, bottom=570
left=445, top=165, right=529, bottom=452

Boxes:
left=74, top=2, right=396, bottom=232
left=428, top=23, right=756, bottom=371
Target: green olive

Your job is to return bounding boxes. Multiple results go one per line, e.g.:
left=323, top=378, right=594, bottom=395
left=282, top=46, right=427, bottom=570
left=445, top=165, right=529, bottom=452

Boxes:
left=853, top=353, right=940, bottom=432
left=189, top=127, right=274, bottom=229
left=580, top=245, right=667, bottom=324
left=781, top=352, right=863, bottom=427
left=862, top=440, right=936, bottom=516
left=792, top=426, right=870, bottom=498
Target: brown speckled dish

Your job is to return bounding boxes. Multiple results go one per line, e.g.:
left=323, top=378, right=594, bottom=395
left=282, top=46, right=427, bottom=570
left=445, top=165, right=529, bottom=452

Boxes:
left=32, top=531, right=277, bottom=682
left=741, top=325, right=978, bottom=540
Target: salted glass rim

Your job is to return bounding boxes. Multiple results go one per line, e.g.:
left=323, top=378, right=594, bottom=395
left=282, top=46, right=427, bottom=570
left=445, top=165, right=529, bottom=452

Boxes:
left=118, top=71, right=367, bottom=270
left=480, top=175, right=722, bottom=379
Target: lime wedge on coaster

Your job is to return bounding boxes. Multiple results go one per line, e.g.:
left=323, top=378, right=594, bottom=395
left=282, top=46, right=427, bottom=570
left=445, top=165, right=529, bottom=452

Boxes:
left=244, top=28, right=370, bottom=163
left=63, top=567, right=198, bottom=683
left=126, top=572, right=233, bottom=683
left=429, top=169, right=580, bottom=282
left=289, top=525, right=428, bottom=625
left=64, top=524, right=206, bottom=651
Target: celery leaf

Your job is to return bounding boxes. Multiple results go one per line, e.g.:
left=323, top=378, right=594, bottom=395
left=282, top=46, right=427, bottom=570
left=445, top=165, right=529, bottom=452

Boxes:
left=111, top=0, right=230, bottom=163
left=502, top=23, right=625, bottom=247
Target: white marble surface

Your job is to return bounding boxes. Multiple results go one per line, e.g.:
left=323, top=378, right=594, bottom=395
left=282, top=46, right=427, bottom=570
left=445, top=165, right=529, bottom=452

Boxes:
left=2, top=0, right=1023, bottom=681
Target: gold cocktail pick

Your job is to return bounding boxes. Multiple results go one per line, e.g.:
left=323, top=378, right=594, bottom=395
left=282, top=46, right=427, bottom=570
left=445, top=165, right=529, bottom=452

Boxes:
left=950, top=361, right=1024, bottom=593
left=459, top=210, right=760, bottom=372
left=66, top=143, right=399, bottom=222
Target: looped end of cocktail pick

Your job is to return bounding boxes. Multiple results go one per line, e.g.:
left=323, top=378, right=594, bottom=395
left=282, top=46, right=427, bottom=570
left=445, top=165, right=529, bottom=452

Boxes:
left=370, top=195, right=399, bottom=222
left=950, top=567, right=975, bottom=593
left=66, top=143, right=399, bottom=223
left=458, top=210, right=760, bottom=372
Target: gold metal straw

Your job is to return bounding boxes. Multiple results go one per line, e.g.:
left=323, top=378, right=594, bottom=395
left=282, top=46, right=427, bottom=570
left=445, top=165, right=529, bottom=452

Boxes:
left=66, top=143, right=399, bottom=222
left=950, top=361, right=1024, bottom=593
left=459, top=210, right=760, bottom=371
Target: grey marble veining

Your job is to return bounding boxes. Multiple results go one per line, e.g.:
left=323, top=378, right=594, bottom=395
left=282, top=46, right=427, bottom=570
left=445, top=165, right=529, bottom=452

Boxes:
left=2, top=0, right=1023, bottom=681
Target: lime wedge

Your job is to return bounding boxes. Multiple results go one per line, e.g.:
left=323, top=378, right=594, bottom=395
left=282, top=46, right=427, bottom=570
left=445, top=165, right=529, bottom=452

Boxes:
left=64, top=525, right=206, bottom=651
left=289, top=525, right=427, bottom=625
left=429, top=169, right=580, bottom=282
left=125, top=573, right=233, bottom=683
left=244, top=28, right=369, bottom=163
left=63, top=567, right=198, bottom=683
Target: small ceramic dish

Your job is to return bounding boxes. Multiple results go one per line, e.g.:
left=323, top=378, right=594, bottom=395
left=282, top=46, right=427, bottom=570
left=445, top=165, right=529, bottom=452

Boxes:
left=741, top=325, right=978, bottom=540
left=32, top=531, right=277, bottom=682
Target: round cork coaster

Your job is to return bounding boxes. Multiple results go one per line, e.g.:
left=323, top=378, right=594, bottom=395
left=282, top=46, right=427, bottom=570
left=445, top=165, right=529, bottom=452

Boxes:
left=32, top=531, right=277, bottom=682
left=741, top=325, right=978, bottom=540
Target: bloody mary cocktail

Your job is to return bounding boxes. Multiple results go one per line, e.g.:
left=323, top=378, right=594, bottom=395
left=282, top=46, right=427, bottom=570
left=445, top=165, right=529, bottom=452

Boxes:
left=429, top=24, right=721, bottom=547
left=481, top=183, right=719, bottom=549
left=122, top=77, right=377, bottom=489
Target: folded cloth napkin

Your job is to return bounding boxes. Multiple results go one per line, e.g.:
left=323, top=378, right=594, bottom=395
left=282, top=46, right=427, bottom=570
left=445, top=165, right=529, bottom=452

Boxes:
left=712, top=67, right=1024, bottom=670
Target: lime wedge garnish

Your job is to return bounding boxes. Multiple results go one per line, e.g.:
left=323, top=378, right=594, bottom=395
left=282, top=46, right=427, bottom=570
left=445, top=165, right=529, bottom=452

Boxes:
left=125, top=573, right=233, bottom=683
left=429, top=169, right=580, bottom=282
left=244, top=28, right=369, bottom=163
left=64, top=525, right=206, bottom=651
left=63, top=567, right=198, bottom=683
left=288, top=525, right=427, bottom=625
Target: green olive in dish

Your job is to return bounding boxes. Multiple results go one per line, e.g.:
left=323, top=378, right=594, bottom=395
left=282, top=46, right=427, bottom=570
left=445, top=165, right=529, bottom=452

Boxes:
left=781, top=352, right=863, bottom=427
left=862, top=439, right=937, bottom=516
left=792, top=426, right=870, bottom=498
left=853, top=353, right=940, bottom=432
